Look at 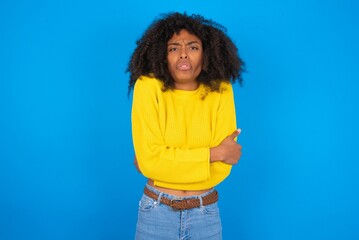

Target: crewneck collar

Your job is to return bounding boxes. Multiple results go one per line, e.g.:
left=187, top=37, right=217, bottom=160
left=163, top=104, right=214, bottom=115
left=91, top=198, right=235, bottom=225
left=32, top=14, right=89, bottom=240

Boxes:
left=172, top=84, right=202, bottom=96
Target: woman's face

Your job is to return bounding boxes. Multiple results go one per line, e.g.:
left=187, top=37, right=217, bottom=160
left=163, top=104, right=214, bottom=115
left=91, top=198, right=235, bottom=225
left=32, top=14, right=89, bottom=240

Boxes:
left=167, top=29, right=203, bottom=90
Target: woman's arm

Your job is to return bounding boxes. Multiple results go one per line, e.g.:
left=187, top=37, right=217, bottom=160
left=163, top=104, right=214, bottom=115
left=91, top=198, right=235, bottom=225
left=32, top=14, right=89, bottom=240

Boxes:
left=132, top=78, right=242, bottom=184
left=131, top=78, right=210, bottom=184
left=208, top=82, right=242, bottom=165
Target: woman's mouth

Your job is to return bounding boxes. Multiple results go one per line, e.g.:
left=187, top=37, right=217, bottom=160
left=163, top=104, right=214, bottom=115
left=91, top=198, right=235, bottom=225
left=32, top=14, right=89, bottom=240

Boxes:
left=177, top=63, right=191, bottom=70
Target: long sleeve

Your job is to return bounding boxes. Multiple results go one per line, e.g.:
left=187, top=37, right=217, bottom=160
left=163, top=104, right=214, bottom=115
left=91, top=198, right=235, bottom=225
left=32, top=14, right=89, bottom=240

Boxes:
left=131, top=78, right=211, bottom=184
left=211, top=82, right=237, bottom=147
left=205, top=82, right=237, bottom=184
left=131, top=76, right=237, bottom=190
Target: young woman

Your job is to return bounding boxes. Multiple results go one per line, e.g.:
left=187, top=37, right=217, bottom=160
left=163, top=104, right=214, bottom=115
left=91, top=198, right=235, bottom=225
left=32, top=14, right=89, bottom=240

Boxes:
left=127, top=12, right=245, bottom=239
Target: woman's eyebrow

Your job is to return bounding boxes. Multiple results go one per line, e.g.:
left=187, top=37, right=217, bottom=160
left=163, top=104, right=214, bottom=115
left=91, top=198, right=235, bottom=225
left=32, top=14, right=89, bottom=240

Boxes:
left=186, top=41, right=201, bottom=45
left=167, top=42, right=181, bottom=46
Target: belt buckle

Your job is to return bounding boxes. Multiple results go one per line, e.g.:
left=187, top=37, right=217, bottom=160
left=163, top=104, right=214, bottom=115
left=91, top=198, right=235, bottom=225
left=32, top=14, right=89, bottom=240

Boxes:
left=170, top=198, right=183, bottom=210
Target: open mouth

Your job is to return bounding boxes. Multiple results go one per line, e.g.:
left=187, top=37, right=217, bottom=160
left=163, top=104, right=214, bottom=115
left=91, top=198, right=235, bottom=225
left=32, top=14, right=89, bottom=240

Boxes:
left=177, top=63, right=191, bottom=70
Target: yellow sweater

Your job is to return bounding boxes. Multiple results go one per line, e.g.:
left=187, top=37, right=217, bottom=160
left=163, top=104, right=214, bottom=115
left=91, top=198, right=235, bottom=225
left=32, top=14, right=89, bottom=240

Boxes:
left=131, top=75, right=237, bottom=190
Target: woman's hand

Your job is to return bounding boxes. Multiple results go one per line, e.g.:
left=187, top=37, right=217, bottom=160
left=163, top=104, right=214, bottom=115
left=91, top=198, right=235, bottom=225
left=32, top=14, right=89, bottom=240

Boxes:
left=210, top=129, right=242, bottom=165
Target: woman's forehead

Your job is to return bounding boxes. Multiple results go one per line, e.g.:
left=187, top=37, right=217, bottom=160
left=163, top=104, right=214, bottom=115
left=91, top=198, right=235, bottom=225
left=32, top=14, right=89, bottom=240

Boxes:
left=168, top=29, right=202, bottom=44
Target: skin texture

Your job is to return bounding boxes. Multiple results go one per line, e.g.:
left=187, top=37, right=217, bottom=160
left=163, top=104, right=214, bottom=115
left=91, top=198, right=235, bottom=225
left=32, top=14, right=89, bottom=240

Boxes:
left=167, top=29, right=203, bottom=90
left=210, top=129, right=242, bottom=165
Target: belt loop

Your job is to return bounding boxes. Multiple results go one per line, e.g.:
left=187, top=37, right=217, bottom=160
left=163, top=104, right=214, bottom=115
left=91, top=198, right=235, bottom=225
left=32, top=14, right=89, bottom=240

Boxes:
left=156, top=192, right=163, bottom=205
left=198, top=195, right=204, bottom=208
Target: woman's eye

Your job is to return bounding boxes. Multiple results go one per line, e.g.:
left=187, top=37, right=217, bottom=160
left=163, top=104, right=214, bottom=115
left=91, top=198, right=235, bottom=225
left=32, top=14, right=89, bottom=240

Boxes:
left=189, top=46, right=199, bottom=51
left=168, top=47, right=178, bottom=52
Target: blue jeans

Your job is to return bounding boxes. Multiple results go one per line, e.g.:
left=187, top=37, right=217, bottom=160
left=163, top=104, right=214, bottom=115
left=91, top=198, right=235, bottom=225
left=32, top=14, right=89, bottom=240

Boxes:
left=135, top=184, right=222, bottom=240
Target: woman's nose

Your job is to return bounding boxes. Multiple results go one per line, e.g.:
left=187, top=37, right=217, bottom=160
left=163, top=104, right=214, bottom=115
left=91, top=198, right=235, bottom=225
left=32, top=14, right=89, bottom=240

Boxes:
left=179, top=50, right=188, bottom=59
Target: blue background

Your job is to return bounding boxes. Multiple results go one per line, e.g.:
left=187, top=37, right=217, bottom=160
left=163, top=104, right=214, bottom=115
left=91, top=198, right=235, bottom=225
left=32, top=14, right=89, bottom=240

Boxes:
left=1, top=0, right=358, bottom=239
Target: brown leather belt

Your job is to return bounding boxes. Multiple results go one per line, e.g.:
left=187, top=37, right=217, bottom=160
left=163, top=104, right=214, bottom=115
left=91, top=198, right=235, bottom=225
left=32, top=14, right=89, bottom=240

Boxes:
left=144, top=187, right=218, bottom=210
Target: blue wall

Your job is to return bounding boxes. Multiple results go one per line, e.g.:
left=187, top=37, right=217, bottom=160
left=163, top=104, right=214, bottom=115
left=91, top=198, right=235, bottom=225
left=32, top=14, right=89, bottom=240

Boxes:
left=1, top=0, right=358, bottom=239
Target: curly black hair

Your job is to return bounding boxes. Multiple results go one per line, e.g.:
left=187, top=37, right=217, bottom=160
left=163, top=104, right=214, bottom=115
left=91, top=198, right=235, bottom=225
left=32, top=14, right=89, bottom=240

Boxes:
left=127, top=12, right=245, bottom=93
